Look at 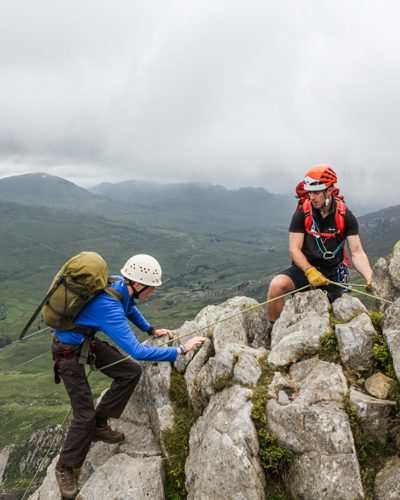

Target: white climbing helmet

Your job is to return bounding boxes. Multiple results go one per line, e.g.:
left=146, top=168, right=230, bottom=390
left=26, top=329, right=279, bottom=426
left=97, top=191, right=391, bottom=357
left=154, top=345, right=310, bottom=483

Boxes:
left=120, top=254, right=162, bottom=286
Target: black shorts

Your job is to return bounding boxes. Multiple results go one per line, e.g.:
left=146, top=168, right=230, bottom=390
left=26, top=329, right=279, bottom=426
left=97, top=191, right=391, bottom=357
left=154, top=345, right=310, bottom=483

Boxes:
left=280, top=265, right=344, bottom=303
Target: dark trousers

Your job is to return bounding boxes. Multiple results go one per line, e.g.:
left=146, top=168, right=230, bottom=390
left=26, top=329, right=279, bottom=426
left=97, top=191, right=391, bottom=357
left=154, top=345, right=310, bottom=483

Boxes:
left=57, top=338, right=142, bottom=468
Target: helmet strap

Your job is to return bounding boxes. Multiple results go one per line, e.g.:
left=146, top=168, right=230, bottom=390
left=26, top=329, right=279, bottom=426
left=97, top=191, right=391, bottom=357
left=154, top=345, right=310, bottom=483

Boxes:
left=129, top=281, right=150, bottom=299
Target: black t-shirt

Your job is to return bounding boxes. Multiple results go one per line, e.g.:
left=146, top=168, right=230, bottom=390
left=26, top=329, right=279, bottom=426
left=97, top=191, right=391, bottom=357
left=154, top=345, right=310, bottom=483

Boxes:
left=289, top=199, right=359, bottom=275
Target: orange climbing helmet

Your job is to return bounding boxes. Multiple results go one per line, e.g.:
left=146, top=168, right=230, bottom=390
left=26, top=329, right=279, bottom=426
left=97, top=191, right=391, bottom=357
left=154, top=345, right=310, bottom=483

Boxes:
left=303, top=164, right=337, bottom=191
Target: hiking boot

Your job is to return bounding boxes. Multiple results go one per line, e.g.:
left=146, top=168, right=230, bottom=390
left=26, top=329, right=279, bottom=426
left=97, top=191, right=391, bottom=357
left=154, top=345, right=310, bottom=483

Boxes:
left=55, top=463, right=78, bottom=499
left=94, top=423, right=125, bottom=444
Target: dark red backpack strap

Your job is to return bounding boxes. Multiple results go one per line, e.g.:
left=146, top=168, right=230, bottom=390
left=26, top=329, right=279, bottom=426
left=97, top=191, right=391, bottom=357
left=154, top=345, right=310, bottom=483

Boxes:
left=334, top=198, right=350, bottom=265
left=302, top=198, right=313, bottom=234
left=334, top=199, right=346, bottom=240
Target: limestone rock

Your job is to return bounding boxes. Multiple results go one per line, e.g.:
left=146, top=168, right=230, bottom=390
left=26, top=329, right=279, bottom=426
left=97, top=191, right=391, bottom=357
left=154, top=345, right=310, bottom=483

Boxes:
left=288, top=452, right=364, bottom=500
left=383, top=298, right=400, bottom=331
left=335, top=313, right=375, bottom=371
left=332, top=294, right=368, bottom=322
left=374, top=456, right=400, bottom=499
left=0, top=444, right=17, bottom=482
left=28, top=457, right=60, bottom=500
left=173, top=318, right=212, bottom=373
left=364, top=372, right=398, bottom=399
left=268, top=290, right=331, bottom=367
left=266, top=358, right=363, bottom=499
left=19, top=425, right=64, bottom=475
left=233, top=347, right=267, bottom=386
left=388, top=241, right=400, bottom=290
left=383, top=300, right=400, bottom=382
left=77, top=453, right=165, bottom=500
left=119, top=382, right=153, bottom=427
left=183, top=338, right=214, bottom=414
left=349, top=388, right=396, bottom=443
left=383, top=330, right=400, bottom=383
left=193, top=296, right=268, bottom=353
left=372, top=257, right=397, bottom=304
left=371, top=241, right=400, bottom=304
left=185, top=386, right=265, bottom=499
left=79, top=419, right=161, bottom=484
left=185, top=343, right=266, bottom=414
left=139, top=358, right=174, bottom=436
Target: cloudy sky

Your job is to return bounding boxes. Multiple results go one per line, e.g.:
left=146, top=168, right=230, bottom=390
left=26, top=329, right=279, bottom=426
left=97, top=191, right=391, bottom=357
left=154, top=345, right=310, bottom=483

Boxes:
left=1, top=1, right=400, bottom=206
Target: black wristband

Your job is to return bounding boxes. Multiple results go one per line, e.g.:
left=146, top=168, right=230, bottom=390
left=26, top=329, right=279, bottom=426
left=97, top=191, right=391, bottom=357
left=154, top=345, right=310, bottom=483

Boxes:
left=147, top=326, right=156, bottom=336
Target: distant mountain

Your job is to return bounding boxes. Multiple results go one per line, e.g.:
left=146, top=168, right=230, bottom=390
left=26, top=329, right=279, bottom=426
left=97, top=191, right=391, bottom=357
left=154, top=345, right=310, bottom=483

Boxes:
left=358, top=204, right=400, bottom=261
left=0, top=173, right=295, bottom=236
left=90, top=179, right=294, bottom=236
left=91, top=179, right=291, bottom=211
left=0, top=173, right=127, bottom=216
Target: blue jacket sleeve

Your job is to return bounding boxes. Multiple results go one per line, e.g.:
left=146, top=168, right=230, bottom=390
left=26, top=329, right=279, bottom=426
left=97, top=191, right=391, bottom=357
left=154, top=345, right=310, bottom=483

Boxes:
left=77, top=294, right=178, bottom=362
left=127, top=304, right=151, bottom=332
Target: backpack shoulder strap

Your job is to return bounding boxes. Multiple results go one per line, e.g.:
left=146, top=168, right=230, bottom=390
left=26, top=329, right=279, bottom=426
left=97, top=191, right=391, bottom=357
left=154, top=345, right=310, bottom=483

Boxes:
left=104, top=287, right=123, bottom=303
left=334, top=198, right=347, bottom=239
left=302, top=198, right=313, bottom=233
left=18, top=275, right=65, bottom=340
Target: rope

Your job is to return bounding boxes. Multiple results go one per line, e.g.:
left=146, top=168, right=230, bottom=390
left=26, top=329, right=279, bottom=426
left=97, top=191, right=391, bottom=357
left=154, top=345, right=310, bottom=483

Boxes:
left=0, top=327, right=51, bottom=354
left=15, top=351, right=49, bottom=368
left=93, top=284, right=311, bottom=374
left=21, top=407, right=72, bottom=500
left=326, top=279, right=395, bottom=305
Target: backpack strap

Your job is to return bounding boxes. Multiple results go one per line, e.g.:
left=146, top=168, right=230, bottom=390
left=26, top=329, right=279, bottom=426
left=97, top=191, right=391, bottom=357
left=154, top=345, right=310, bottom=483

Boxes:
left=104, top=287, right=123, bottom=303
left=302, top=199, right=313, bottom=234
left=334, top=199, right=346, bottom=239
left=18, top=275, right=65, bottom=340
left=302, top=198, right=347, bottom=241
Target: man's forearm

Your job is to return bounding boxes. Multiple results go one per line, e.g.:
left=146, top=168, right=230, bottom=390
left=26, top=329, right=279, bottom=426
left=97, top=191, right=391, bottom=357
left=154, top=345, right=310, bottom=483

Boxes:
left=351, top=251, right=372, bottom=281
left=290, top=249, right=313, bottom=272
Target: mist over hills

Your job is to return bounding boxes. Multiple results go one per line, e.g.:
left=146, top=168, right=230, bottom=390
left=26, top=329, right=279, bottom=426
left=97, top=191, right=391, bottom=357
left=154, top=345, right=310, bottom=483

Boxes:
left=0, top=173, right=295, bottom=237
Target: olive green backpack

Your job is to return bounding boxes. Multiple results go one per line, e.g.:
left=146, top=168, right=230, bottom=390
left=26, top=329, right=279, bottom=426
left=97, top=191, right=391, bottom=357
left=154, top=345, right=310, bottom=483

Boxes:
left=19, top=251, right=122, bottom=339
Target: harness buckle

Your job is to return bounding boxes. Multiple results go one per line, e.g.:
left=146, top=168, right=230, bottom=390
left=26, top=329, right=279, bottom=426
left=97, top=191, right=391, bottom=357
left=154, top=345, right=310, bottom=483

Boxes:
left=322, top=251, right=335, bottom=260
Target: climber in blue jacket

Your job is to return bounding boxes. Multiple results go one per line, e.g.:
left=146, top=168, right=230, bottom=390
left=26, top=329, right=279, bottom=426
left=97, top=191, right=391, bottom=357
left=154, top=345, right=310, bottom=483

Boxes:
left=53, top=254, right=205, bottom=500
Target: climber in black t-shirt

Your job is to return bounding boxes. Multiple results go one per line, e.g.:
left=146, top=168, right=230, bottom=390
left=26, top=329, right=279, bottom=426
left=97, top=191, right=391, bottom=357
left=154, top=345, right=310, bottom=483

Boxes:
left=266, top=164, right=372, bottom=332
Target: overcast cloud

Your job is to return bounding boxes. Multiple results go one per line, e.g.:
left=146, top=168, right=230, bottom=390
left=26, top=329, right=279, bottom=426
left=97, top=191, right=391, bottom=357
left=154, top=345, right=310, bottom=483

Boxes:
left=1, top=0, right=400, bottom=206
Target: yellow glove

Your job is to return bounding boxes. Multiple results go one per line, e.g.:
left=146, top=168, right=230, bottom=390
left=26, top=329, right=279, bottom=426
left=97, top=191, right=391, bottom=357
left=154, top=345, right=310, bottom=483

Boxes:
left=304, top=267, right=329, bottom=287
left=365, top=278, right=372, bottom=293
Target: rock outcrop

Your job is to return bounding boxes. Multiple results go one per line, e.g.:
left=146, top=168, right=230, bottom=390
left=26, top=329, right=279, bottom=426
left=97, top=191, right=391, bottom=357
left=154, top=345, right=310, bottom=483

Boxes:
left=5, top=241, right=399, bottom=499
left=371, top=240, right=400, bottom=303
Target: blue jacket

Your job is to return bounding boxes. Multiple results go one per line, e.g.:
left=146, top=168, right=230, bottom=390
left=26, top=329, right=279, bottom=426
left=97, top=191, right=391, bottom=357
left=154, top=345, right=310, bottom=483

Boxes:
left=56, top=277, right=178, bottom=362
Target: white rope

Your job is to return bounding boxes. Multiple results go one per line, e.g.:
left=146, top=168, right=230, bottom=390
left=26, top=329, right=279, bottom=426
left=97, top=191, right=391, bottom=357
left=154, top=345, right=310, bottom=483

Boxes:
left=0, top=327, right=51, bottom=354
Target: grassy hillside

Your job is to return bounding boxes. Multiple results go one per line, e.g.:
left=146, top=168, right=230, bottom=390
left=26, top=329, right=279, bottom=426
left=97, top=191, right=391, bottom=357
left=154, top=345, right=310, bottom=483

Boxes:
left=0, top=197, right=289, bottom=450
left=0, top=198, right=289, bottom=341
left=358, top=204, right=400, bottom=262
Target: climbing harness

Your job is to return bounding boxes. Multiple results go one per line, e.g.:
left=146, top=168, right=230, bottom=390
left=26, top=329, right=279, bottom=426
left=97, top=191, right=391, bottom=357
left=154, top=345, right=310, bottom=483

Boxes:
left=302, top=197, right=351, bottom=267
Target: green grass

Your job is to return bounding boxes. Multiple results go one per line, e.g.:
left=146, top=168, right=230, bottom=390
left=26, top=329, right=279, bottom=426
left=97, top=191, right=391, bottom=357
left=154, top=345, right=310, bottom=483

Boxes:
left=343, top=392, right=397, bottom=499
left=162, top=369, right=197, bottom=499
left=0, top=199, right=290, bottom=454
left=0, top=334, right=114, bottom=449
left=249, top=360, right=292, bottom=499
